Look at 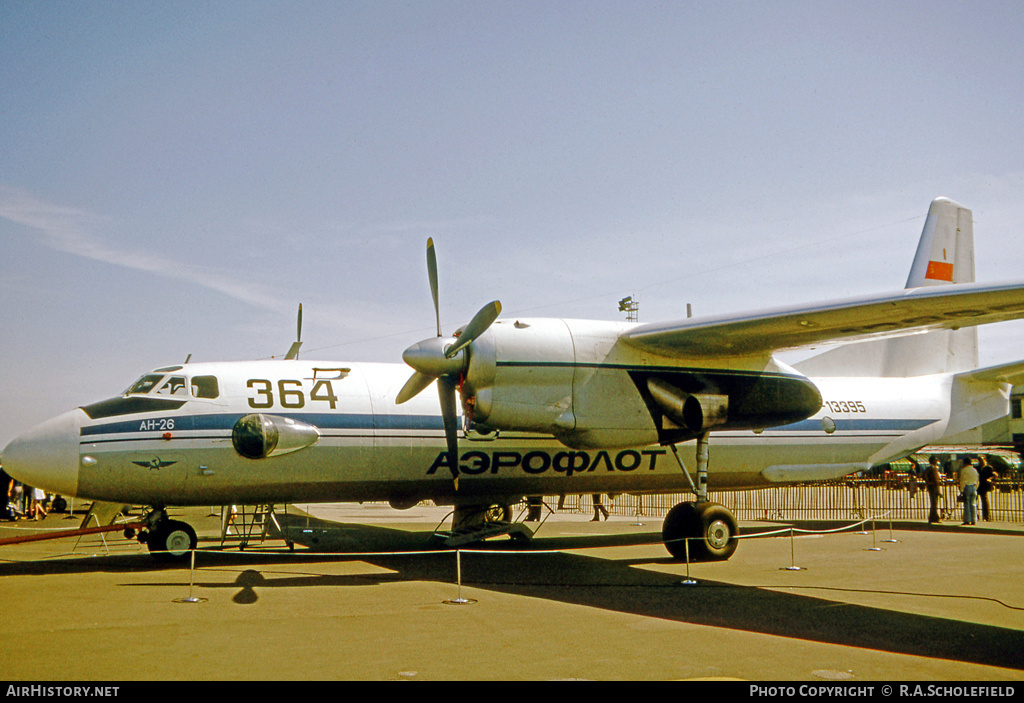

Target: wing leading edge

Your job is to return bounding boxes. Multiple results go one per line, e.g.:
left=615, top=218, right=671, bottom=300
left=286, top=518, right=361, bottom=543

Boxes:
left=621, top=281, right=1024, bottom=359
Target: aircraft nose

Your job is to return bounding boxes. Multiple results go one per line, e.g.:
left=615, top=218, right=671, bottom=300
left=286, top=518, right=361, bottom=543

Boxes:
left=2, top=409, right=82, bottom=497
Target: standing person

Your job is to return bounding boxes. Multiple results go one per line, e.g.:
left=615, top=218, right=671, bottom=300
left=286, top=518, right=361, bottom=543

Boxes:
left=525, top=496, right=543, bottom=522
left=8, top=480, right=24, bottom=519
left=977, top=456, right=999, bottom=522
left=590, top=494, right=609, bottom=522
left=1, top=468, right=12, bottom=521
left=959, top=459, right=980, bottom=526
left=907, top=459, right=921, bottom=498
left=29, top=487, right=47, bottom=520
left=924, top=455, right=943, bottom=524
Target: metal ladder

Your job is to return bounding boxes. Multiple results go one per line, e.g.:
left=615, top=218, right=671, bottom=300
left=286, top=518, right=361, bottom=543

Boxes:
left=220, top=504, right=289, bottom=549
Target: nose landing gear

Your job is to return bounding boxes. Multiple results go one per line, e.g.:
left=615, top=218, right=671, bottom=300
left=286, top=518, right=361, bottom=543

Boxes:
left=138, top=509, right=198, bottom=561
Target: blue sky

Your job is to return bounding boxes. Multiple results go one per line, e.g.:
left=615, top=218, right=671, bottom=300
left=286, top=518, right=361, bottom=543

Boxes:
left=2, top=1, right=1023, bottom=446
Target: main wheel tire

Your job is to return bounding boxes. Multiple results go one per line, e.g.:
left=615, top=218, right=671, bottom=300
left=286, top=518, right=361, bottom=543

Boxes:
left=662, top=502, right=738, bottom=562
left=484, top=504, right=513, bottom=523
left=147, top=520, right=198, bottom=561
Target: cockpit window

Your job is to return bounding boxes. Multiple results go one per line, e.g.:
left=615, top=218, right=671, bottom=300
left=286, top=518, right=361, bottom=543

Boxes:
left=155, top=376, right=187, bottom=396
left=191, top=375, right=220, bottom=399
left=126, top=375, right=164, bottom=395
left=125, top=373, right=219, bottom=399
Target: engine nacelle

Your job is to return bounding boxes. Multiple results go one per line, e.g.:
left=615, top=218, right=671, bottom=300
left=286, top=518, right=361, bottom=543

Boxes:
left=231, top=414, right=320, bottom=460
left=462, top=318, right=657, bottom=448
left=463, top=318, right=575, bottom=434
left=461, top=317, right=822, bottom=450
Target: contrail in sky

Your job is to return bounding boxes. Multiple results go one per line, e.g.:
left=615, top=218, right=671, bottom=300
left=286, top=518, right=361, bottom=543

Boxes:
left=0, top=185, right=291, bottom=315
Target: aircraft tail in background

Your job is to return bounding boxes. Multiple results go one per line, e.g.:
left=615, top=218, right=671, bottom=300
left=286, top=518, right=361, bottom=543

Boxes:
left=796, top=198, right=979, bottom=378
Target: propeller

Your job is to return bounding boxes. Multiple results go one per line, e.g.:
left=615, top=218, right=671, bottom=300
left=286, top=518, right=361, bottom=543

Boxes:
left=397, top=238, right=501, bottom=490
left=285, top=303, right=303, bottom=360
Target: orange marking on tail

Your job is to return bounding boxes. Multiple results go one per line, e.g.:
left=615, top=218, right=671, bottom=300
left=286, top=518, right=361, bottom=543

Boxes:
left=925, top=260, right=954, bottom=282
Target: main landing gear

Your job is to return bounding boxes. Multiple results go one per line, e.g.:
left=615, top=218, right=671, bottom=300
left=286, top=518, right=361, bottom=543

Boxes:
left=429, top=503, right=533, bottom=547
left=661, top=501, right=738, bottom=561
left=661, top=431, right=739, bottom=562
left=133, top=508, right=198, bottom=561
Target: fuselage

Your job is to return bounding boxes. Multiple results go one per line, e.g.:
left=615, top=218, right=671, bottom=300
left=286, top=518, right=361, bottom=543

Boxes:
left=2, top=354, right=961, bottom=509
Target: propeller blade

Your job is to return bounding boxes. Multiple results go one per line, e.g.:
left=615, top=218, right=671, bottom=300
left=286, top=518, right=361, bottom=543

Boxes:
left=438, top=375, right=461, bottom=490
left=285, top=303, right=303, bottom=360
left=445, top=300, right=501, bottom=359
left=427, top=238, right=441, bottom=337
left=396, top=371, right=435, bottom=405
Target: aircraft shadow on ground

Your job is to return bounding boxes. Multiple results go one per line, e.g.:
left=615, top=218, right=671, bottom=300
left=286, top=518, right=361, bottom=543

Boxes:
left=278, top=515, right=1024, bottom=672
left=433, top=552, right=1024, bottom=672
left=3, top=514, right=1021, bottom=671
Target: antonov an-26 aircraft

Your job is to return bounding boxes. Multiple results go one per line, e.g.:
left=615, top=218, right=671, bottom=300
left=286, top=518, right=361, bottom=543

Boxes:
left=5, top=197, right=1024, bottom=561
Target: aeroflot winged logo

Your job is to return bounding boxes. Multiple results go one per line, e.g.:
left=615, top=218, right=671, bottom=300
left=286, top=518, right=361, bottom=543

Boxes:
left=131, top=457, right=178, bottom=471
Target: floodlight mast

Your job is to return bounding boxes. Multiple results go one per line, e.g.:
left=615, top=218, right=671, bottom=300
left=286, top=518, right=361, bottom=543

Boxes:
left=618, top=295, right=639, bottom=322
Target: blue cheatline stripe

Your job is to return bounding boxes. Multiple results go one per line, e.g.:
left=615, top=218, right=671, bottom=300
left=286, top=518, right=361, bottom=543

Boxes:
left=771, top=418, right=937, bottom=432
left=79, top=409, right=936, bottom=439
left=80, top=412, right=445, bottom=437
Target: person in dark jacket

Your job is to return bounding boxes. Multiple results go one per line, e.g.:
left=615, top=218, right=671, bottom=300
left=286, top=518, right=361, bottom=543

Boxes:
left=924, top=455, right=943, bottom=524
left=977, top=456, right=999, bottom=522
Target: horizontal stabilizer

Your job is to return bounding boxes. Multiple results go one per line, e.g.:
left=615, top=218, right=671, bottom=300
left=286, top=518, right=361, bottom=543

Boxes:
left=954, top=358, right=1024, bottom=386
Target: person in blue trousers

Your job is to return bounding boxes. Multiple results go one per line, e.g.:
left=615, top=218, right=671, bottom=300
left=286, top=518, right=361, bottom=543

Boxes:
left=959, top=460, right=979, bottom=525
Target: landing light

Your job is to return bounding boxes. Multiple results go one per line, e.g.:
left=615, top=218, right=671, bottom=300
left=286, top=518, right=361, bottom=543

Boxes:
left=231, top=414, right=320, bottom=460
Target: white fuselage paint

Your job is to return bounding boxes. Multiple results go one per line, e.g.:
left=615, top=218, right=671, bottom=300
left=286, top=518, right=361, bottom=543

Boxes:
left=10, top=357, right=986, bottom=509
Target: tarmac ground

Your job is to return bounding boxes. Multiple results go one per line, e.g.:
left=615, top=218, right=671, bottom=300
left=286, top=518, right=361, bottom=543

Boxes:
left=1, top=501, right=1022, bottom=682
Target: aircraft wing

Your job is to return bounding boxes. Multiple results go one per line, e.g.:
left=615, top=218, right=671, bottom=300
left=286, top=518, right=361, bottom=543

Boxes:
left=622, top=281, right=1024, bottom=359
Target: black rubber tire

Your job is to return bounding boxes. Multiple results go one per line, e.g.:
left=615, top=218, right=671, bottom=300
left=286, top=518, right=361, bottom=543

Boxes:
left=662, top=502, right=738, bottom=562
left=147, top=520, right=198, bottom=561
left=484, top=504, right=513, bottom=523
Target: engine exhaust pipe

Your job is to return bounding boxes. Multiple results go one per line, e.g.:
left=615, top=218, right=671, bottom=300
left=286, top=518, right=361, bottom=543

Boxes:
left=647, top=378, right=728, bottom=433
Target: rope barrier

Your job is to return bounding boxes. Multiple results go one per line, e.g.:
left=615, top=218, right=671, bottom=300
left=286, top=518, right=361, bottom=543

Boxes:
left=3, top=510, right=1020, bottom=610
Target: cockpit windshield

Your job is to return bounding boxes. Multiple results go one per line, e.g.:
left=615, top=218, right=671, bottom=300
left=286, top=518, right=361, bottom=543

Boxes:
left=125, top=373, right=219, bottom=399
left=125, top=375, right=164, bottom=395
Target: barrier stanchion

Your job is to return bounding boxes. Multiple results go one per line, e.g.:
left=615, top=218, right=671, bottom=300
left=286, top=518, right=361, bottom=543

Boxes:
left=677, top=537, right=697, bottom=585
left=865, top=519, right=883, bottom=552
left=781, top=527, right=805, bottom=571
left=174, top=549, right=208, bottom=604
left=632, top=495, right=645, bottom=526
left=883, top=517, right=900, bottom=544
left=444, top=550, right=476, bottom=605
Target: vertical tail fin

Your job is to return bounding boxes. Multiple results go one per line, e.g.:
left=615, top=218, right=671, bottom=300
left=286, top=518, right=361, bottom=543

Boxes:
left=905, top=197, right=975, bottom=287
left=796, top=197, right=978, bottom=377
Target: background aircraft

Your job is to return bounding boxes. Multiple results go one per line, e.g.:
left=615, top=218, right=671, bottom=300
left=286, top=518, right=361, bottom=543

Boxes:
left=5, top=198, right=1024, bottom=561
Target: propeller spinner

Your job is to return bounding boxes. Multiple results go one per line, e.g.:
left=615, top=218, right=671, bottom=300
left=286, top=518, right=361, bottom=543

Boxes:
left=397, top=238, right=501, bottom=490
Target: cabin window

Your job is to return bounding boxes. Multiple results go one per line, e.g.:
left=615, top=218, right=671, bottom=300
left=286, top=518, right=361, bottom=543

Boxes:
left=156, top=376, right=187, bottom=397
left=191, top=376, right=220, bottom=399
left=1012, top=398, right=1023, bottom=420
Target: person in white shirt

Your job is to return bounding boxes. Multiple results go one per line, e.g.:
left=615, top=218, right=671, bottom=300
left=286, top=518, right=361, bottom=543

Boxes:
left=958, top=460, right=980, bottom=525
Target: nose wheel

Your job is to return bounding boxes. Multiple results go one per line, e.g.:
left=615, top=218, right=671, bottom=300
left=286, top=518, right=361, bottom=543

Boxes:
left=141, top=511, right=198, bottom=561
